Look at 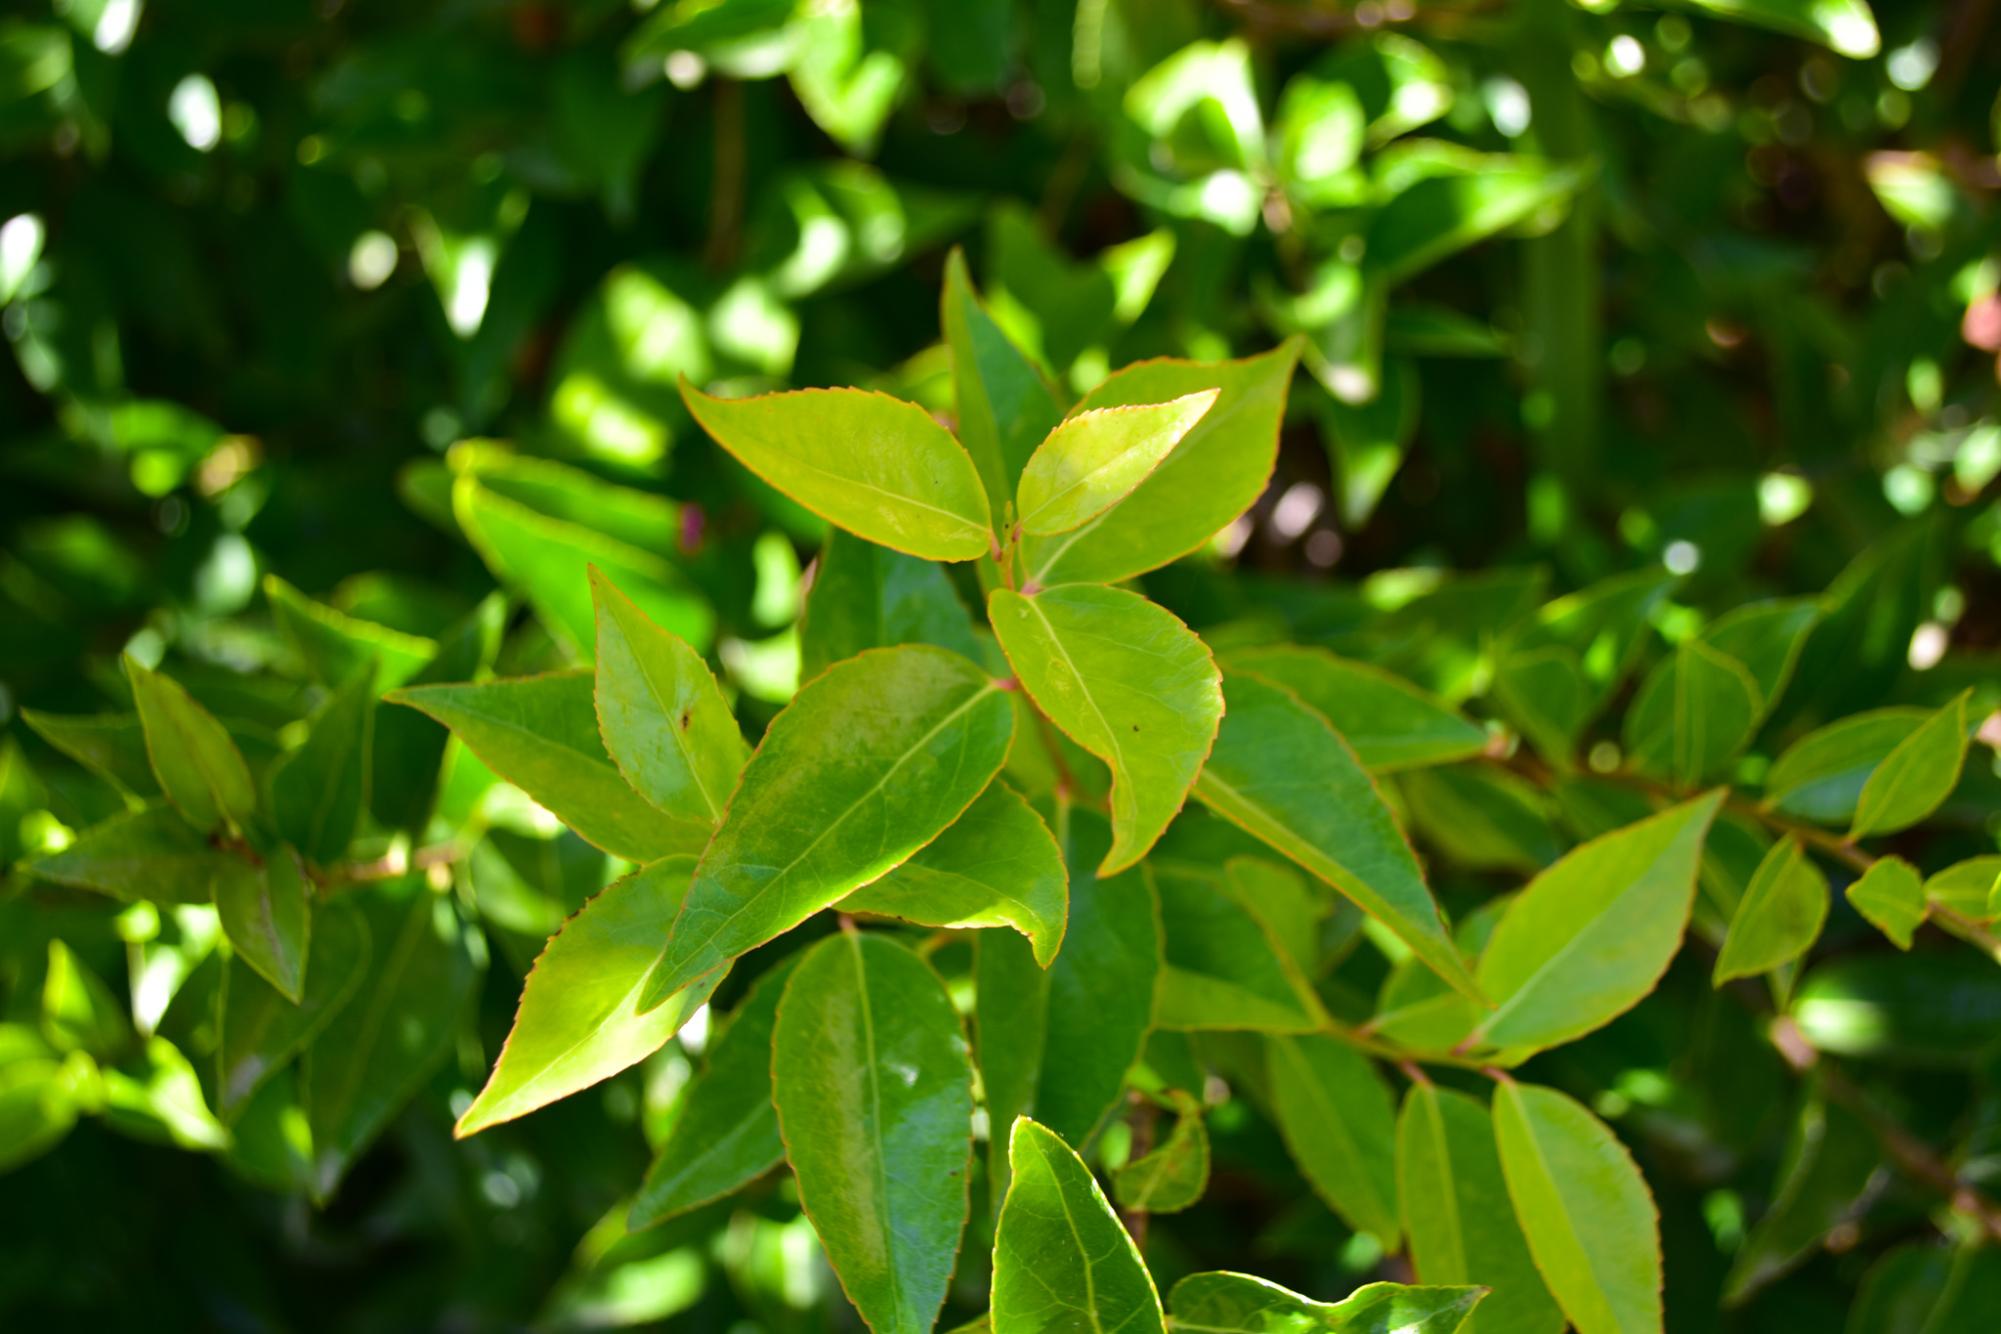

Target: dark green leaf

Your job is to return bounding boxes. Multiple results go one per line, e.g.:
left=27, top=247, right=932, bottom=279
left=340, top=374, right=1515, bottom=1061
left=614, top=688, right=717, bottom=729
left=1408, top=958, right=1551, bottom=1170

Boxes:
left=214, top=844, right=312, bottom=1004
left=127, top=656, right=258, bottom=834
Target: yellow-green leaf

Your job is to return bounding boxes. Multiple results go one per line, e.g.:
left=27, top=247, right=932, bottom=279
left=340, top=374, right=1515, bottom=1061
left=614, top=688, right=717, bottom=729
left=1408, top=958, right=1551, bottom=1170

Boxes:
left=1846, top=856, right=1926, bottom=950
left=1851, top=690, right=1972, bottom=839
left=1713, top=836, right=1829, bottom=985
left=1014, top=389, right=1217, bottom=537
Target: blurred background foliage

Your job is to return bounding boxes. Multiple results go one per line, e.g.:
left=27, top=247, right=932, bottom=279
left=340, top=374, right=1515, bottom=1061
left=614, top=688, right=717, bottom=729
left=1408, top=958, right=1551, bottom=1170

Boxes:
left=1, top=0, right=1999, bottom=1329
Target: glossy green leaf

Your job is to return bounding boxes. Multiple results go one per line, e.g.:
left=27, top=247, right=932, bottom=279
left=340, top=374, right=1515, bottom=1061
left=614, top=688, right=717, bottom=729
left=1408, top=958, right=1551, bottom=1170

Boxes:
left=683, top=379, right=992, bottom=561
left=591, top=567, right=748, bottom=828
left=942, top=248, right=1063, bottom=516
left=798, top=526, right=981, bottom=682
left=1846, top=856, right=1926, bottom=949
left=1493, top=1081, right=1662, bottom=1334
left=1623, top=639, right=1762, bottom=789
left=127, top=655, right=257, bottom=834
left=993, top=1116, right=1165, bottom=1334
left=1470, top=793, right=1721, bottom=1056
left=388, top=672, right=706, bottom=862
left=772, top=932, right=972, bottom=1334
left=455, top=473, right=713, bottom=657
left=1712, top=836, right=1829, bottom=985
left=1398, top=1083, right=1563, bottom=1334
left=218, top=902, right=370, bottom=1118
left=1685, top=0, right=1880, bottom=58
left=1764, top=708, right=1927, bottom=824
left=1167, top=1272, right=1486, bottom=1334
left=456, top=858, right=721, bottom=1136
left=1014, top=389, right=1217, bottom=537
left=1113, top=1090, right=1208, bottom=1215
left=214, top=844, right=311, bottom=1003
left=1851, top=690, right=1971, bottom=838
left=264, top=574, right=436, bottom=690
left=268, top=667, right=374, bottom=866
left=1721, top=1085, right=1881, bottom=1305
left=1017, top=342, right=1300, bottom=587
left=990, top=585, right=1220, bottom=875
left=629, top=956, right=798, bottom=1230
left=303, top=875, right=481, bottom=1201
left=1266, top=1034, right=1401, bottom=1246
left=841, top=781, right=1068, bottom=966
left=29, top=806, right=236, bottom=906
left=369, top=593, right=505, bottom=833
left=1226, top=646, right=1487, bottom=773
left=976, top=807, right=1161, bottom=1168
left=645, top=645, right=1013, bottom=1005
left=1195, top=670, right=1477, bottom=1002
left=20, top=709, right=159, bottom=797
left=1154, top=866, right=1323, bottom=1033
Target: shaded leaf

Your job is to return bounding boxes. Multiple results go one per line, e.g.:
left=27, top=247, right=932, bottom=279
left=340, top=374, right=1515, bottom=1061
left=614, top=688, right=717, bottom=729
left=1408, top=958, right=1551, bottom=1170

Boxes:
left=214, top=845, right=312, bottom=1004
left=1713, top=837, right=1829, bottom=985
left=1226, top=646, right=1487, bottom=774
left=799, top=526, right=981, bottom=681
left=942, top=248, right=1063, bottom=517
left=29, top=806, right=236, bottom=906
left=268, top=666, right=374, bottom=866
left=218, top=902, right=370, bottom=1118
left=1267, top=1033, right=1401, bottom=1246
left=1113, top=1090, right=1208, bottom=1215
left=128, top=656, right=257, bottom=834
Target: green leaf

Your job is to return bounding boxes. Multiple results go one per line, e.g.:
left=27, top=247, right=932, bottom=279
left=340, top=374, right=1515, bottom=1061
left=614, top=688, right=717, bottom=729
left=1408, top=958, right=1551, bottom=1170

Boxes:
left=29, top=806, right=236, bottom=906
left=645, top=645, right=1013, bottom=1006
left=43, top=939, right=129, bottom=1058
left=388, top=672, right=707, bottom=862
left=1851, top=690, right=1972, bottom=839
left=1154, top=866, right=1324, bottom=1033
left=1622, top=640, right=1762, bottom=789
left=1849, top=1242, right=2001, bottom=1333
left=1017, top=342, right=1300, bottom=587
left=1492, top=1081, right=1663, bottom=1334
left=0, top=1026, right=89, bottom=1173
left=942, top=248, right=1063, bottom=517
left=1492, top=570, right=1677, bottom=762
left=993, top=1117, right=1165, bottom=1334
left=1194, top=670, right=1478, bottom=1002
left=975, top=807, right=1161, bottom=1170
left=369, top=593, right=505, bottom=833
left=1922, top=856, right=2000, bottom=921
left=455, top=473, right=714, bottom=658
left=1397, top=1082, right=1563, bottom=1334
left=218, top=902, right=371, bottom=1118
left=100, top=1035, right=230, bottom=1152
left=1226, top=646, right=1487, bottom=774
left=127, top=656, right=258, bottom=834
left=990, top=585, right=1221, bottom=875
left=1469, top=793, right=1721, bottom=1056
left=214, top=844, right=312, bottom=1004
left=798, top=526, right=981, bottom=682
left=771, top=932, right=973, bottom=1334
left=1266, top=1034, right=1402, bottom=1247
left=303, top=875, right=481, bottom=1201
left=841, top=781, right=1068, bottom=966
left=1113, top=1090, right=1208, bottom=1215
left=455, top=858, right=721, bottom=1136
left=20, top=709, right=159, bottom=797
left=1167, top=1272, right=1487, bottom=1334
left=264, top=574, right=437, bottom=690
left=1721, top=1085, right=1881, bottom=1305
left=1846, top=856, right=1927, bottom=949
left=1712, top=836, right=1829, bottom=985
left=1014, top=390, right=1218, bottom=537
left=1793, top=951, right=2001, bottom=1064
left=1683, top=0, right=1880, bottom=58
left=268, top=666, right=375, bottom=866
left=682, top=379, right=993, bottom=561
left=1699, top=598, right=1820, bottom=720
left=629, top=956, right=798, bottom=1230
left=1367, top=151, right=1580, bottom=286
left=591, top=567, right=748, bottom=828
left=1400, top=766, right=1562, bottom=874
left=1764, top=708, right=1928, bottom=824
